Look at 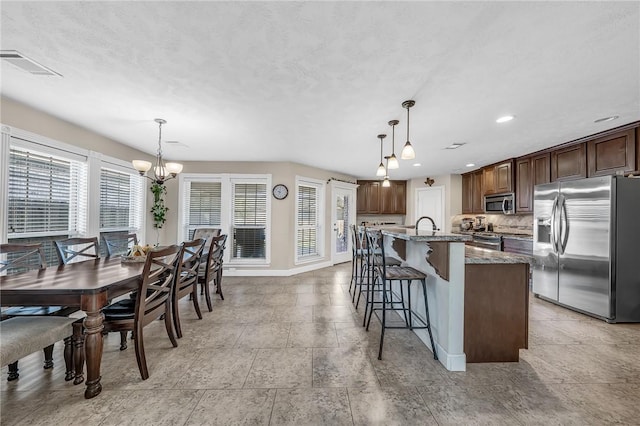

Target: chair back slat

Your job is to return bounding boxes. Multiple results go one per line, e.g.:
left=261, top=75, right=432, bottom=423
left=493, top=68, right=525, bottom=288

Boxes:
left=103, top=233, right=138, bottom=257
left=192, top=228, right=221, bottom=246
left=174, top=238, right=206, bottom=298
left=365, top=229, right=386, bottom=277
left=0, top=243, right=47, bottom=275
left=54, top=237, right=100, bottom=265
left=137, top=245, right=181, bottom=323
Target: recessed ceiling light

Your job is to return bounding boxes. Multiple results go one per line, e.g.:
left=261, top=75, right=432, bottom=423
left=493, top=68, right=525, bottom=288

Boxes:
left=496, top=115, right=515, bottom=123
left=594, top=115, right=619, bottom=123
left=413, top=163, right=422, bottom=167
left=466, top=163, right=475, bottom=167
left=445, top=143, right=466, bottom=150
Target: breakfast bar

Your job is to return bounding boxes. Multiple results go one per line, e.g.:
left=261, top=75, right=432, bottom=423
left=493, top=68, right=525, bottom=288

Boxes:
left=380, top=227, right=530, bottom=371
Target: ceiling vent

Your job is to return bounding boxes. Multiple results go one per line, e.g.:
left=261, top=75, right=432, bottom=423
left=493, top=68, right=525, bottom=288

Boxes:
left=0, top=50, right=62, bottom=77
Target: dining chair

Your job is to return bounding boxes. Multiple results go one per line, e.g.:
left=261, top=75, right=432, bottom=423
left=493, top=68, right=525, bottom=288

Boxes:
left=0, top=243, right=81, bottom=381
left=102, top=233, right=138, bottom=257
left=172, top=238, right=206, bottom=338
left=54, top=237, right=100, bottom=265
left=192, top=228, right=221, bottom=246
left=99, top=245, right=182, bottom=380
left=198, top=234, right=227, bottom=311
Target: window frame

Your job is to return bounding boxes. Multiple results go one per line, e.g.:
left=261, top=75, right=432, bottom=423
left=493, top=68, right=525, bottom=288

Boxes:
left=177, top=173, right=271, bottom=266
left=294, top=175, right=325, bottom=265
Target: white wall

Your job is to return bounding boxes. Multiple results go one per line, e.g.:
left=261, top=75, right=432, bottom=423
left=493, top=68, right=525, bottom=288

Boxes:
left=0, top=97, right=356, bottom=274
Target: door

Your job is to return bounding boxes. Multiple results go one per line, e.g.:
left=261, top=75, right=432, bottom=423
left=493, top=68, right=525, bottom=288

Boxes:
left=557, top=176, right=612, bottom=318
left=415, top=186, right=445, bottom=231
left=331, top=183, right=357, bottom=264
left=532, top=182, right=559, bottom=300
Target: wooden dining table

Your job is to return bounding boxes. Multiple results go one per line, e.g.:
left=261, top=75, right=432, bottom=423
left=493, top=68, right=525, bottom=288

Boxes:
left=0, top=256, right=145, bottom=399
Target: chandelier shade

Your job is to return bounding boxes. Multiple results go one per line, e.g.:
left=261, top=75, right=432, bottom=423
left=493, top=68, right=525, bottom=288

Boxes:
left=132, top=118, right=183, bottom=184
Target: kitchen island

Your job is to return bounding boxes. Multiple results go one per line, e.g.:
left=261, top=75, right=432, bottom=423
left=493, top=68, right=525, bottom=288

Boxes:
left=379, top=227, right=530, bottom=371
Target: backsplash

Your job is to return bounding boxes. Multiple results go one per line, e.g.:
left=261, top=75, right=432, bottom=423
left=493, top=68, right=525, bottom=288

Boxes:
left=357, top=214, right=405, bottom=226
left=450, top=214, right=533, bottom=235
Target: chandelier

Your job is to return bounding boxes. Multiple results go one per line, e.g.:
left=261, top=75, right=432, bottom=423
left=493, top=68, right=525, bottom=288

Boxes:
left=132, top=118, right=183, bottom=184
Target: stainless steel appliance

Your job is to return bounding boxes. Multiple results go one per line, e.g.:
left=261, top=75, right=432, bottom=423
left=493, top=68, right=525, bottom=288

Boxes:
left=468, top=232, right=502, bottom=251
left=533, top=175, right=640, bottom=322
left=484, top=193, right=514, bottom=215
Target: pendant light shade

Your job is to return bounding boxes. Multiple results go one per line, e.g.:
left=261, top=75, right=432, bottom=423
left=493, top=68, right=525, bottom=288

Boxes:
left=401, top=100, right=416, bottom=160
left=382, top=155, right=391, bottom=187
left=387, top=120, right=399, bottom=169
left=382, top=176, right=391, bottom=187
left=375, top=134, right=387, bottom=176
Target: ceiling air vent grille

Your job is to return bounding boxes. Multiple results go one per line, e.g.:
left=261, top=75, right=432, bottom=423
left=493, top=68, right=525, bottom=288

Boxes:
left=0, top=50, right=62, bottom=77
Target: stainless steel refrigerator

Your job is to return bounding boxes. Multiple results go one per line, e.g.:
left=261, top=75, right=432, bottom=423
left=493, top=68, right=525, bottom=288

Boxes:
left=533, top=175, right=640, bottom=322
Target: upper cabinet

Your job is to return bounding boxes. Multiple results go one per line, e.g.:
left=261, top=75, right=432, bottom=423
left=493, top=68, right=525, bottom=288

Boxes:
left=587, top=129, right=637, bottom=177
left=516, top=153, right=550, bottom=213
left=462, top=169, right=484, bottom=214
left=464, top=122, right=639, bottom=215
left=551, top=143, right=587, bottom=181
left=482, top=161, right=513, bottom=195
left=356, top=180, right=380, bottom=214
left=357, top=180, right=405, bottom=215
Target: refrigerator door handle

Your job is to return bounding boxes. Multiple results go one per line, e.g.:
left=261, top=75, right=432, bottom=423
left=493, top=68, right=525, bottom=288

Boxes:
left=550, top=195, right=559, bottom=253
left=559, top=195, right=569, bottom=255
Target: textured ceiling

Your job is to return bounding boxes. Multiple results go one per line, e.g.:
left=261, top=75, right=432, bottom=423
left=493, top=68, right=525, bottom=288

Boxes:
left=1, top=1, right=639, bottom=179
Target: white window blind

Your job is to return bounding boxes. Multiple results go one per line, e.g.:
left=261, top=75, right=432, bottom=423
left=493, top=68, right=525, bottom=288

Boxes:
left=297, top=184, right=319, bottom=257
left=231, top=182, right=267, bottom=259
left=8, top=146, right=87, bottom=237
left=99, top=167, right=144, bottom=232
left=183, top=181, right=222, bottom=239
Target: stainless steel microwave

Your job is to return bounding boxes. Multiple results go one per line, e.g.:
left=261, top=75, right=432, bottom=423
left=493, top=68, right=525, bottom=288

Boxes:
left=484, top=193, right=515, bottom=214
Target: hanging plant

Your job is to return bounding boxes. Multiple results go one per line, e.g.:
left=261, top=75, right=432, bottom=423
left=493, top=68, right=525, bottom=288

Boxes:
left=150, top=182, right=168, bottom=229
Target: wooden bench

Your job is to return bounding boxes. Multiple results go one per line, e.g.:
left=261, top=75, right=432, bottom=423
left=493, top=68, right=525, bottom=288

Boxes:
left=1, top=316, right=76, bottom=381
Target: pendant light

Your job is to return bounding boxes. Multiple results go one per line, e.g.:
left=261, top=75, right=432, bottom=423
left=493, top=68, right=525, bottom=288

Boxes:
left=382, top=155, right=391, bottom=187
left=401, top=100, right=416, bottom=160
left=132, top=118, right=183, bottom=184
left=387, top=120, right=399, bottom=169
left=376, top=134, right=387, bottom=177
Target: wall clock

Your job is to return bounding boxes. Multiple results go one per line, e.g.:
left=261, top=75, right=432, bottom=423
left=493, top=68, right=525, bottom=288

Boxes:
left=272, top=184, right=289, bottom=200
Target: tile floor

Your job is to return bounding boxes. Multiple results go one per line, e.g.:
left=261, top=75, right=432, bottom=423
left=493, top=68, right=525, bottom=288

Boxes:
left=2, top=263, right=640, bottom=425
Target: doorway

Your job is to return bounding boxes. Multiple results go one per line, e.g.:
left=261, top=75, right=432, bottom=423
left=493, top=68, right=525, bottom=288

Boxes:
left=330, top=182, right=357, bottom=264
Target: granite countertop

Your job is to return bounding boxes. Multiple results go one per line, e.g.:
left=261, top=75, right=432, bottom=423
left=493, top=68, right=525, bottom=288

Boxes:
left=380, top=227, right=472, bottom=242
left=465, top=246, right=532, bottom=264
left=451, top=230, right=533, bottom=241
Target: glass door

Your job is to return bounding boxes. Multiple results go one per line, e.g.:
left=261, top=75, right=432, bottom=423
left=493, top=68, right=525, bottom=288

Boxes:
left=331, top=183, right=356, bottom=264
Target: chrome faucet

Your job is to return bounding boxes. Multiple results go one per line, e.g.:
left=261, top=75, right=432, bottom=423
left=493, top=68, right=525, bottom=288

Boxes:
left=415, top=216, right=439, bottom=232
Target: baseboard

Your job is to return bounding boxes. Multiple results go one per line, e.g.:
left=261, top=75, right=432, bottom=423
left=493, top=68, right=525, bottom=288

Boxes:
left=224, top=260, right=333, bottom=277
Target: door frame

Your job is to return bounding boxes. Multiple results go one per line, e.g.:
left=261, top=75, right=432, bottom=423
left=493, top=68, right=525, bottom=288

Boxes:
left=415, top=186, right=446, bottom=231
left=330, top=181, right=357, bottom=265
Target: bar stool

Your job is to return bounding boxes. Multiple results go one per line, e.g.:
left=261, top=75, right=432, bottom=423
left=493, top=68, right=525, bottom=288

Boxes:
left=349, top=225, right=366, bottom=301
left=364, top=228, right=437, bottom=361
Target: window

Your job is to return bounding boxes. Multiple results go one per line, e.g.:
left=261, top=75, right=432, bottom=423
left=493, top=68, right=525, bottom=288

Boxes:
left=178, top=174, right=270, bottom=265
left=295, top=177, right=324, bottom=262
left=231, top=181, right=267, bottom=260
left=99, top=166, right=144, bottom=255
left=181, top=180, right=222, bottom=240
left=6, top=140, right=88, bottom=265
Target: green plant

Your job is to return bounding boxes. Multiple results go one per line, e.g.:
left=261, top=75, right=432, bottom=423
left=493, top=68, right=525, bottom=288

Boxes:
left=150, top=182, right=168, bottom=229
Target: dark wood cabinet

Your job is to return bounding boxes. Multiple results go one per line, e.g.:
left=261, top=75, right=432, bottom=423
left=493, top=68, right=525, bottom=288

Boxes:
left=462, top=173, right=473, bottom=214
left=482, top=161, right=513, bottom=196
left=356, top=181, right=380, bottom=214
left=516, top=154, right=550, bottom=213
left=482, top=167, right=496, bottom=195
left=357, top=180, right=405, bottom=215
left=472, top=170, right=484, bottom=213
left=380, top=180, right=406, bottom=214
left=551, top=143, right=586, bottom=181
left=515, top=158, right=531, bottom=213
left=495, top=161, right=513, bottom=194
left=587, top=129, right=637, bottom=177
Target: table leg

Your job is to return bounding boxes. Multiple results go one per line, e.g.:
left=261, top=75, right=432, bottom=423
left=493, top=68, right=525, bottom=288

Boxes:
left=83, top=309, right=105, bottom=399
